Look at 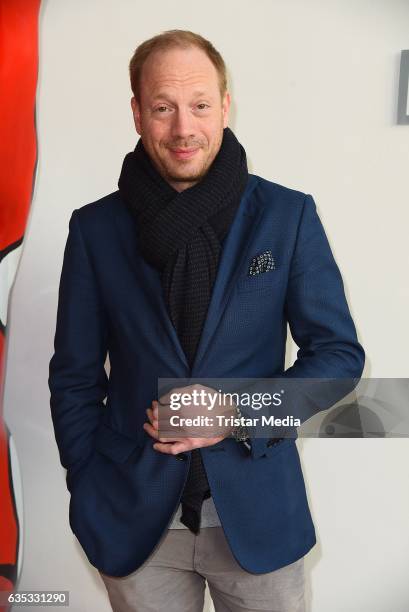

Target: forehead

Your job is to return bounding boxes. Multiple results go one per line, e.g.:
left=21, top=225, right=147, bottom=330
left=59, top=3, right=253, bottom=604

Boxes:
left=140, top=46, right=219, bottom=96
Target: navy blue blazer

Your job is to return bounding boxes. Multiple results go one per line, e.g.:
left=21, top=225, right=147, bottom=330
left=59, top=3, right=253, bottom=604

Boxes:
left=48, top=173, right=365, bottom=577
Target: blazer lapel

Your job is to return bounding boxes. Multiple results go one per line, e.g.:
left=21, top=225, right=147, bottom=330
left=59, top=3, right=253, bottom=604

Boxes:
left=112, top=174, right=264, bottom=374
left=190, top=174, right=264, bottom=374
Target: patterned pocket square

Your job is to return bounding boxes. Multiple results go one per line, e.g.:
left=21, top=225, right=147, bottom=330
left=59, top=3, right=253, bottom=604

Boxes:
left=248, top=250, right=275, bottom=276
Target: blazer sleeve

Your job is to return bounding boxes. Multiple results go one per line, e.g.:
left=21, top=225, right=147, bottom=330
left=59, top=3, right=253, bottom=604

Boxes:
left=284, top=193, right=365, bottom=378
left=240, top=193, right=365, bottom=458
left=48, top=209, right=108, bottom=482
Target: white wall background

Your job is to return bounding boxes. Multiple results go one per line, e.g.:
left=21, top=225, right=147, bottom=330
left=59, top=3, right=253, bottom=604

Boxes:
left=4, top=0, right=409, bottom=610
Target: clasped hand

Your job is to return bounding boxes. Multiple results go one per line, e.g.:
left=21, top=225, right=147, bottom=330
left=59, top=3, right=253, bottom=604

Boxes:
left=143, top=383, right=236, bottom=455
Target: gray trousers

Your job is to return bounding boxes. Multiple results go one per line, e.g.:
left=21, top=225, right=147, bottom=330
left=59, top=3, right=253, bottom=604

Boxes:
left=99, top=526, right=305, bottom=612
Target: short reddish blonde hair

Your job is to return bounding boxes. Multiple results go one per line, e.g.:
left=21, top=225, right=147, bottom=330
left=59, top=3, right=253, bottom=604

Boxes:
left=129, top=29, right=228, bottom=104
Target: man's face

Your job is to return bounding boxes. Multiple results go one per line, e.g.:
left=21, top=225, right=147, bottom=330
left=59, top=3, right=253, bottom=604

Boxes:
left=131, top=46, right=231, bottom=192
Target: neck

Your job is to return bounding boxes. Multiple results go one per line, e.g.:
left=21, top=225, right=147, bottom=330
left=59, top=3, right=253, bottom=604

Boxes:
left=168, top=179, right=198, bottom=192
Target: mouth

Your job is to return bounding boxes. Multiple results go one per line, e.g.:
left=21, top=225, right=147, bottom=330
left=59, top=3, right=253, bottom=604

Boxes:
left=169, top=147, right=200, bottom=160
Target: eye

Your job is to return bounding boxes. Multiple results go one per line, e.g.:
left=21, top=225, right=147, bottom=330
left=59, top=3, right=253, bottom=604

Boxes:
left=197, top=103, right=209, bottom=110
left=155, top=106, right=169, bottom=113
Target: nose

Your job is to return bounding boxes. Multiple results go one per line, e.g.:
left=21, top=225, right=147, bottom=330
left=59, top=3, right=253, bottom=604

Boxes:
left=170, top=106, right=196, bottom=142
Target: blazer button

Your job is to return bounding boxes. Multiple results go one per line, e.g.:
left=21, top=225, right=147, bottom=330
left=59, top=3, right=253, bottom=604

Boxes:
left=175, top=453, right=187, bottom=461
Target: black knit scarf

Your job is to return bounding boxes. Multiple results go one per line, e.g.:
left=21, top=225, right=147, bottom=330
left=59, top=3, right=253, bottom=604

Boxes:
left=118, top=126, right=248, bottom=534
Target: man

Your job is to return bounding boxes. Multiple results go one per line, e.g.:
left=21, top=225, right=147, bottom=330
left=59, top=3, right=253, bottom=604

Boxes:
left=48, top=29, right=365, bottom=612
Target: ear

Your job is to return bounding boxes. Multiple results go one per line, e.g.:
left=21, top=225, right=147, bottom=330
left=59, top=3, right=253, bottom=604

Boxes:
left=131, top=96, right=142, bottom=135
left=222, top=91, right=231, bottom=128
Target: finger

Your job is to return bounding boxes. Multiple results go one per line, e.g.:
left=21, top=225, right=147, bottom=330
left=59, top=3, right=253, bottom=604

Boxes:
left=153, top=441, right=192, bottom=454
left=143, top=422, right=159, bottom=440
left=152, top=413, right=160, bottom=430
left=153, top=400, right=160, bottom=420
left=146, top=407, right=154, bottom=425
left=204, top=435, right=226, bottom=445
left=146, top=408, right=160, bottom=432
left=158, top=391, right=172, bottom=406
left=156, top=432, right=191, bottom=442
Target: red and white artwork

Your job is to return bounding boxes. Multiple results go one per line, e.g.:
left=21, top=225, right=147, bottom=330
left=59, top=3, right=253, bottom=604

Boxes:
left=0, top=0, right=41, bottom=609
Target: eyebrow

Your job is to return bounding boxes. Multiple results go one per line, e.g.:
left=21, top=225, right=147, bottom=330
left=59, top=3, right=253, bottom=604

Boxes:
left=151, top=90, right=211, bottom=102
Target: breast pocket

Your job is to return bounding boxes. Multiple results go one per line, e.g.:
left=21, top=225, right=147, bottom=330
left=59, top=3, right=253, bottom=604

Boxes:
left=236, top=269, right=279, bottom=295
